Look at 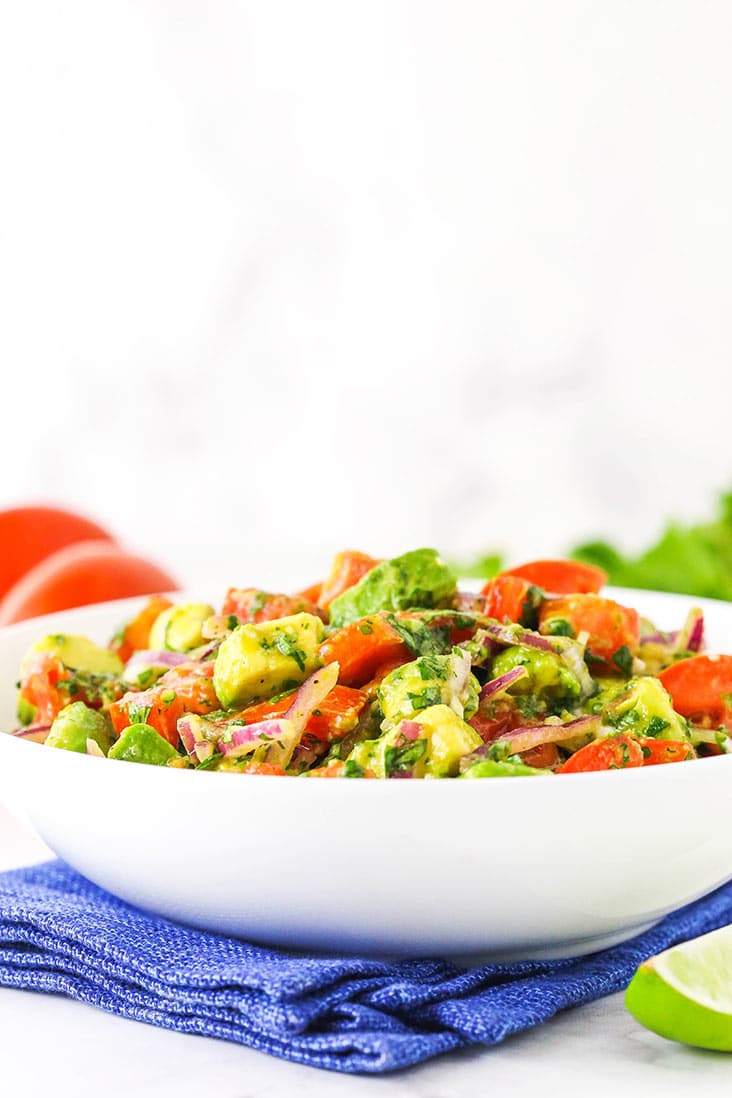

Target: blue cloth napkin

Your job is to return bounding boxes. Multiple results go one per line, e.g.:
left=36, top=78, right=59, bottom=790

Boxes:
left=1, top=861, right=731, bottom=1074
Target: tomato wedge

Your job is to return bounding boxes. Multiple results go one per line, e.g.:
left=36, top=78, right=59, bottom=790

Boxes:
left=658, top=655, right=732, bottom=729
left=557, top=734, right=643, bottom=774
left=539, top=594, right=640, bottom=669
left=637, top=738, right=696, bottom=765
left=318, top=551, right=381, bottom=611
left=500, top=559, right=607, bottom=595
left=481, top=574, right=536, bottom=623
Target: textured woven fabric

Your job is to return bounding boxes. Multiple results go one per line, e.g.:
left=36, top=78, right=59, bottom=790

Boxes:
left=1, top=861, right=731, bottom=1074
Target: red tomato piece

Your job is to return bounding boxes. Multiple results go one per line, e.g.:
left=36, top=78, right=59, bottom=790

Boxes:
left=111, top=595, right=174, bottom=663
left=221, top=588, right=324, bottom=624
left=0, top=505, right=115, bottom=600
left=500, top=559, right=607, bottom=595
left=297, top=582, right=323, bottom=604
left=110, top=662, right=219, bottom=747
left=519, top=742, right=561, bottom=769
left=239, top=762, right=288, bottom=776
left=481, top=574, right=536, bottom=623
left=235, top=684, right=368, bottom=743
left=18, top=652, right=72, bottom=726
left=319, top=615, right=410, bottom=687
left=318, top=551, right=381, bottom=611
left=658, top=655, right=732, bottom=729
left=0, top=541, right=178, bottom=626
left=557, top=734, right=643, bottom=774
left=637, top=738, right=696, bottom=765
left=539, top=594, right=640, bottom=668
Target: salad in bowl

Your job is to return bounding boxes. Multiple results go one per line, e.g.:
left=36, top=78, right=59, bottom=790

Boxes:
left=9, top=548, right=731, bottom=780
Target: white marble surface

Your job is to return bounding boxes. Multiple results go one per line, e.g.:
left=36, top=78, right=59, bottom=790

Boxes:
left=0, top=805, right=730, bottom=1098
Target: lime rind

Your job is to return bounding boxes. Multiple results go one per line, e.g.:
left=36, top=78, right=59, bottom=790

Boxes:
left=625, top=925, right=732, bottom=1051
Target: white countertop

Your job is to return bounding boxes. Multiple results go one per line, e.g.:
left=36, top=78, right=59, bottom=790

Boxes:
left=1, top=804, right=729, bottom=1098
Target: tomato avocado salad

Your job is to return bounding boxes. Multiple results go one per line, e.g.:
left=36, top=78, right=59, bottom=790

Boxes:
left=9, top=549, right=732, bottom=777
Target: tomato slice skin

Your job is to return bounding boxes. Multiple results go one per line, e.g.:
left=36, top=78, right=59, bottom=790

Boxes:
left=500, top=559, right=607, bottom=595
left=481, top=574, right=535, bottom=623
left=557, top=734, right=644, bottom=774
left=539, top=593, right=640, bottom=668
left=658, top=655, right=732, bottom=729
left=0, top=541, right=178, bottom=625
left=637, top=738, right=696, bottom=765
left=318, top=551, right=381, bottom=611
left=0, top=506, right=115, bottom=600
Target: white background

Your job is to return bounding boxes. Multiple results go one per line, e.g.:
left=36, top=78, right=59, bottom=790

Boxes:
left=1, top=1, right=731, bottom=594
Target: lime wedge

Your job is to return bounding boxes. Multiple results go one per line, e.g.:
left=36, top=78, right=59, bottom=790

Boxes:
left=625, top=924, right=732, bottom=1051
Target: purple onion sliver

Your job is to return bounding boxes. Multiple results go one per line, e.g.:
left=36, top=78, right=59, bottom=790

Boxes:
left=688, top=616, right=704, bottom=653
left=13, top=725, right=51, bottom=744
left=480, top=666, right=527, bottom=701
left=399, top=721, right=424, bottom=741
left=284, top=662, right=340, bottom=735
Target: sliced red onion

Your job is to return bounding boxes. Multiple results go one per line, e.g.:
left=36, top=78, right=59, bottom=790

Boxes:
left=640, top=630, right=674, bottom=646
left=123, top=649, right=187, bottom=686
left=86, top=738, right=105, bottom=757
left=674, top=609, right=704, bottom=654
left=220, top=717, right=298, bottom=767
left=480, top=666, right=528, bottom=701
left=480, top=622, right=555, bottom=653
left=13, top=725, right=51, bottom=744
left=284, top=662, right=340, bottom=735
left=189, top=638, right=222, bottom=662
left=495, top=714, right=602, bottom=756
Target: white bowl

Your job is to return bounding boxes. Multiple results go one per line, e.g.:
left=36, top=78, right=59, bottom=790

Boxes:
left=1, top=588, right=731, bottom=960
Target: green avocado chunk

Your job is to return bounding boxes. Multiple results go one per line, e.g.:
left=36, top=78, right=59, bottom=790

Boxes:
left=328, top=549, right=457, bottom=627
left=460, top=758, right=552, bottom=778
left=213, top=612, right=324, bottom=708
left=108, top=723, right=180, bottom=765
left=22, top=634, right=123, bottom=676
left=46, top=702, right=113, bottom=755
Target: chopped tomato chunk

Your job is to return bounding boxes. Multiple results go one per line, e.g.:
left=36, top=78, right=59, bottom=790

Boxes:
left=221, top=588, right=324, bottom=624
left=557, top=734, right=643, bottom=774
left=637, top=738, right=696, bottom=765
left=318, top=551, right=381, bottom=611
left=235, top=684, right=368, bottom=742
left=319, top=615, right=409, bottom=687
left=658, top=655, right=732, bottom=729
left=112, top=595, right=173, bottom=663
left=110, top=662, right=219, bottom=747
left=500, top=559, right=607, bottom=595
left=481, top=575, right=536, bottom=624
left=539, top=594, right=640, bottom=668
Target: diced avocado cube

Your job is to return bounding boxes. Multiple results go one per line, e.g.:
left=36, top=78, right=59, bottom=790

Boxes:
left=23, top=635, right=123, bottom=677
left=491, top=645, right=582, bottom=702
left=460, top=758, right=551, bottom=778
left=600, top=676, right=689, bottom=740
left=148, top=603, right=215, bottom=653
left=46, top=702, right=113, bottom=754
left=108, top=723, right=180, bottom=765
left=329, top=549, right=457, bottom=627
left=378, top=652, right=479, bottom=725
left=347, top=703, right=481, bottom=779
left=213, top=612, right=324, bottom=708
